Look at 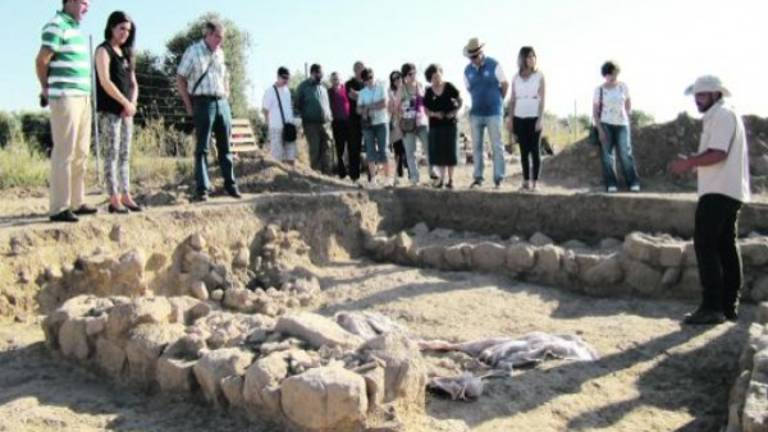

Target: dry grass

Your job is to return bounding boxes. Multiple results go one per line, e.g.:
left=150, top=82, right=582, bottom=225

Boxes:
left=0, top=141, right=48, bottom=189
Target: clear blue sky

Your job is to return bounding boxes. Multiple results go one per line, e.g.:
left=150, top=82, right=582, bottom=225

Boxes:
left=2, top=0, right=766, bottom=122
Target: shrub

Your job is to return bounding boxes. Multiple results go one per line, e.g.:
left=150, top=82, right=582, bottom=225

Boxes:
left=19, top=112, right=53, bottom=155
left=0, top=111, right=21, bottom=148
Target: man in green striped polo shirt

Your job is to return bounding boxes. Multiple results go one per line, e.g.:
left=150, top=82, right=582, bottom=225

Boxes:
left=35, top=0, right=97, bottom=223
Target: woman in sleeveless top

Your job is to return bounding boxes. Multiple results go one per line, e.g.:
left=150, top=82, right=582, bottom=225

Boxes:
left=507, top=46, right=546, bottom=191
left=95, top=11, right=141, bottom=213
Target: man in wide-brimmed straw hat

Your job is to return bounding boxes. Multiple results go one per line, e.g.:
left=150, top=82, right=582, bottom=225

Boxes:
left=670, top=75, right=751, bottom=325
left=463, top=37, right=509, bottom=189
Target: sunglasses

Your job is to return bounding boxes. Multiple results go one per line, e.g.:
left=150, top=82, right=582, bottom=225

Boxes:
left=279, top=75, right=290, bottom=80
left=470, top=54, right=480, bottom=60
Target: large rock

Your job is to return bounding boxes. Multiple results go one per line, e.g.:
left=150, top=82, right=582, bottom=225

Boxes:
left=96, top=337, right=126, bottom=378
left=623, top=232, right=659, bottom=264
left=574, top=253, right=602, bottom=275
left=193, top=348, right=255, bottom=406
left=59, top=318, right=90, bottom=360
left=392, top=232, right=418, bottom=265
left=471, top=242, right=507, bottom=271
left=742, top=240, right=768, bottom=267
left=658, top=243, right=685, bottom=268
left=106, top=297, right=172, bottom=339
left=243, top=351, right=289, bottom=414
left=125, top=323, right=186, bottom=386
left=276, top=313, right=364, bottom=350
left=419, top=245, right=446, bottom=269
left=506, top=243, right=536, bottom=273
left=752, top=277, right=768, bottom=303
left=443, top=243, right=472, bottom=270
left=582, top=255, right=624, bottom=290
left=360, top=333, right=427, bottom=410
left=529, top=232, right=553, bottom=247
left=532, top=245, right=564, bottom=278
left=624, top=260, right=663, bottom=295
left=43, top=295, right=113, bottom=348
left=221, top=375, right=246, bottom=408
left=157, top=356, right=197, bottom=393
left=281, top=366, right=368, bottom=430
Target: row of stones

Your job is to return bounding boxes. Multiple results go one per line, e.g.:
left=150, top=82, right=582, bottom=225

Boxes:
left=727, top=304, right=768, bottom=432
left=38, top=226, right=319, bottom=318
left=43, top=295, right=425, bottom=432
left=365, top=229, right=768, bottom=300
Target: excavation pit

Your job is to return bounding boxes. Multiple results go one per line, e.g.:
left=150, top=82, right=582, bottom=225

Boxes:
left=2, top=189, right=768, bottom=431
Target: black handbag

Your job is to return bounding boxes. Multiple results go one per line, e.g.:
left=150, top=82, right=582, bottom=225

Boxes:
left=274, top=86, right=297, bottom=142
left=590, top=87, right=604, bottom=146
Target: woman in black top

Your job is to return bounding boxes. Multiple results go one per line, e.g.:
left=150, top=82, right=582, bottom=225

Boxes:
left=424, top=64, right=462, bottom=189
left=95, top=11, right=141, bottom=214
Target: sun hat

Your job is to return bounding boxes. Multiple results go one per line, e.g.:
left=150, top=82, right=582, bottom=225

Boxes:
left=684, top=75, right=731, bottom=97
left=463, top=38, right=485, bottom=58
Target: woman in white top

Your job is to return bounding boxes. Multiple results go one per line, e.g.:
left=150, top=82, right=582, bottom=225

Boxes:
left=593, top=61, right=640, bottom=192
left=507, top=46, right=546, bottom=190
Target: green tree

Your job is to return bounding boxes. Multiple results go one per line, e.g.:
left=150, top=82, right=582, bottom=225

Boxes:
left=165, top=13, right=251, bottom=118
left=134, top=50, right=187, bottom=130
left=631, top=110, right=655, bottom=128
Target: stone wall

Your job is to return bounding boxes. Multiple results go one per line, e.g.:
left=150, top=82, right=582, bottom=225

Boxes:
left=393, top=189, right=768, bottom=242
left=365, top=227, right=768, bottom=302
left=43, top=295, right=426, bottom=432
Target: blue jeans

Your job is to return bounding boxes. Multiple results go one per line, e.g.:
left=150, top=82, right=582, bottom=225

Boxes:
left=193, top=97, right=236, bottom=194
left=363, top=123, right=389, bottom=163
left=403, top=125, right=429, bottom=183
left=599, top=123, right=639, bottom=189
left=470, top=115, right=505, bottom=183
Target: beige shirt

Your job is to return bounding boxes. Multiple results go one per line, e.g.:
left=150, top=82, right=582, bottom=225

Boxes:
left=697, top=100, right=751, bottom=203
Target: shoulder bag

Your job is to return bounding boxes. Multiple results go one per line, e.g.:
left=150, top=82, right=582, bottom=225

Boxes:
left=274, top=86, right=297, bottom=143
left=589, top=87, right=604, bottom=146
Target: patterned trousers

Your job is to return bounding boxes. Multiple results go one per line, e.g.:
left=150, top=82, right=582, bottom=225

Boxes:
left=98, top=112, right=133, bottom=196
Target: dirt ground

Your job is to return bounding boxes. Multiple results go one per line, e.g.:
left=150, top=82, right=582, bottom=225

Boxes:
left=0, top=259, right=750, bottom=432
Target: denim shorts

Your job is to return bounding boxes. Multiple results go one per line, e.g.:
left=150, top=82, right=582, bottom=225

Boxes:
left=363, top=123, right=389, bottom=163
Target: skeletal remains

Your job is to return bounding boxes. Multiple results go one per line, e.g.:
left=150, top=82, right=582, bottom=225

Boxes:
left=335, top=312, right=600, bottom=401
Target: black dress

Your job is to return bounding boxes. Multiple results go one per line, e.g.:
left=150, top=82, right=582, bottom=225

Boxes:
left=424, top=82, right=462, bottom=166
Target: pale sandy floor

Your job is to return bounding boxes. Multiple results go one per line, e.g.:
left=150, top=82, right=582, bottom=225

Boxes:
left=318, top=262, right=751, bottom=432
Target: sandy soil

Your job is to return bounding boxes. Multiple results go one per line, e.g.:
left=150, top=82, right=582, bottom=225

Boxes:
left=0, top=260, right=750, bottom=432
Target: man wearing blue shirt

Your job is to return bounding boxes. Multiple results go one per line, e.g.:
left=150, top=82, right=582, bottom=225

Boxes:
left=463, top=38, right=509, bottom=189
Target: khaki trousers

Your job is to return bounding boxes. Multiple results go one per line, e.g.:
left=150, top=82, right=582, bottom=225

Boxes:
left=49, top=97, right=91, bottom=215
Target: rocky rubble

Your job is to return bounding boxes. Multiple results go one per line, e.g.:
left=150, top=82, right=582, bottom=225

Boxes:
left=43, top=296, right=427, bottom=431
left=36, top=227, right=323, bottom=317
left=365, top=225, right=768, bottom=301
left=728, top=303, right=768, bottom=432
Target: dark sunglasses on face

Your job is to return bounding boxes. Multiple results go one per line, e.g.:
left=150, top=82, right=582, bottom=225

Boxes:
left=279, top=75, right=290, bottom=80
left=470, top=54, right=480, bottom=60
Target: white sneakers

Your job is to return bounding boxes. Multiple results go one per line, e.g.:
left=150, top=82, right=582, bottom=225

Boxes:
left=630, top=185, right=641, bottom=192
left=607, top=186, right=618, bottom=193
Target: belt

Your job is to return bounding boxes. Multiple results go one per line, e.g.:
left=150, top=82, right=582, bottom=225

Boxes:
left=192, top=95, right=225, bottom=100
